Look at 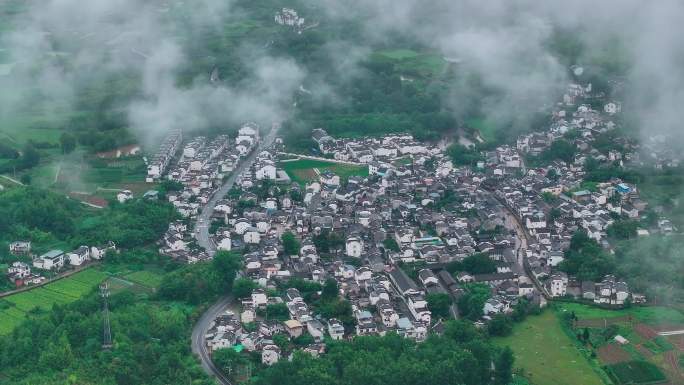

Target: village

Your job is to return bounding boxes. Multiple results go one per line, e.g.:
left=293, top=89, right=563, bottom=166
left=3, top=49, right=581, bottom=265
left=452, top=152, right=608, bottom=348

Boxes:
left=5, top=72, right=676, bottom=370
left=125, top=72, right=677, bottom=366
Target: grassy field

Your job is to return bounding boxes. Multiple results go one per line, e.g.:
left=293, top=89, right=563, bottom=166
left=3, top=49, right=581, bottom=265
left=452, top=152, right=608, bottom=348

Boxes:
left=494, top=310, right=605, bottom=385
left=0, top=268, right=107, bottom=335
left=466, top=117, right=498, bottom=142
left=280, top=159, right=368, bottom=185
left=124, top=270, right=164, bottom=288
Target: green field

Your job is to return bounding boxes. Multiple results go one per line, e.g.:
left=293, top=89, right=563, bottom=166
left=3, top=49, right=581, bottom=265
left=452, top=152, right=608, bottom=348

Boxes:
left=280, top=159, right=368, bottom=185
left=0, top=269, right=107, bottom=335
left=557, top=303, right=684, bottom=325
left=494, top=310, right=605, bottom=385
left=124, top=270, right=164, bottom=288
left=466, top=117, right=497, bottom=142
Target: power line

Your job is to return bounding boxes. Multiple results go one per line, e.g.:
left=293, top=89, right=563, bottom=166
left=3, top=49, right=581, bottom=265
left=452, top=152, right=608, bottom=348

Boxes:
left=100, top=283, right=113, bottom=350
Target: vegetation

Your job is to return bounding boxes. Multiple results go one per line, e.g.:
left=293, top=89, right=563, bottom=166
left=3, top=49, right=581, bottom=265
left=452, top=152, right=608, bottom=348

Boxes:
left=493, top=310, right=605, bottom=385
left=0, top=288, right=212, bottom=385
left=279, top=159, right=368, bottom=185
left=446, top=253, right=497, bottom=276
left=559, top=231, right=615, bottom=282
left=458, top=284, right=491, bottom=321
left=0, top=186, right=177, bottom=253
left=606, top=361, right=666, bottom=385
left=253, top=321, right=511, bottom=385
left=281, top=231, right=300, bottom=256
left=426, top=293, right=452, bottom=319
left=158, top=251, right=241, bottom=305
left=0, top=269, right=107, bottom=335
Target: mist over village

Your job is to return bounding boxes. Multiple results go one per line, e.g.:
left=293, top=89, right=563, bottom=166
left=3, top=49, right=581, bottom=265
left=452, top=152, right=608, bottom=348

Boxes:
left=0, top=1, right=683, bottom=385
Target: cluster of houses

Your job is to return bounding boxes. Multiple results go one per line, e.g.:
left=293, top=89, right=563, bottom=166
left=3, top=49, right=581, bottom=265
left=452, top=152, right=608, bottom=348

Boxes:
left=4, top=241, right=115, bottom=288
left=478, top=82, right=677, bottom=302
left=146, top=130, right=183, bottom=182
left=195, top=132, right=551, bottom=359
left=274, top=8, right=305, bottom=28
left=313, top=129, right=447, bottom=168
left=157, top=123, right=260, bottom=262
left=166, top=73, right=677, bottom=364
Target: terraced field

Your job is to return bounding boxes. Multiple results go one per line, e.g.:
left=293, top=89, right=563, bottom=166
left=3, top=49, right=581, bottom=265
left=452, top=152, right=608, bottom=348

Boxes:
left=0, top=269, right=107, bottom=335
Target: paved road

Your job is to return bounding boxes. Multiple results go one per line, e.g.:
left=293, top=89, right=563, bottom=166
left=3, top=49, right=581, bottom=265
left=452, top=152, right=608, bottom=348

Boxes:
left=191, top=124, right=279, bottom=384
left=195, top=124, right=280, bottom=256
left=191, top=295, right=236, bottom=385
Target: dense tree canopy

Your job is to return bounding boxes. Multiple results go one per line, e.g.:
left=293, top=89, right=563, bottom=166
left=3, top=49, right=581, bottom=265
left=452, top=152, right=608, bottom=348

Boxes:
left=253, top=322, right=509, bottom=385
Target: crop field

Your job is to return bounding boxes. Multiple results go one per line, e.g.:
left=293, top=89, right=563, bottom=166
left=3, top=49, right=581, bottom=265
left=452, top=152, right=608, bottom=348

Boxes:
left=279, top=159, right=368, bottom=185
left=558, top=303, right=684, bottom=383
left=606, top=360, right=667, bottom=385
left=0, top=268, right=107, bottom=335
left=494, top=310, right=605, bottom=385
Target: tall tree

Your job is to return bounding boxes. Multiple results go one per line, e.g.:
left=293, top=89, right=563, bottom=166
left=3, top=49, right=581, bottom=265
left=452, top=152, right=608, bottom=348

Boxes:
left=494, top=347, right=514, bottom=385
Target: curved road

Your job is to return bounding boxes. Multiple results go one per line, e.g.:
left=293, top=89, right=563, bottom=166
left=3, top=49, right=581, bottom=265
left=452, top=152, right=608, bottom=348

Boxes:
left=191, top=124, right=279, bottom=384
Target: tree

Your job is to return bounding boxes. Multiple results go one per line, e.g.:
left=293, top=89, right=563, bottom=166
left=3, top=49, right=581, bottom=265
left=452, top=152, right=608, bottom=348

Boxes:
left=426, top=293, right=452, bottom=319
left=213, top=251, right=241, bottom=293
left=213, top=348, right=250, bottom=380
left=606, top=219, right=638, bottom=240
left=494, top=347, right=514, bottom=385
left=59, top=133, right=77, bottom=154
left=382, top=238, right=400, bottom=252
left=281, top=231, right=300, bottom=256
left=447, top=144, right=483, bottom=167
left=19, top=143, right=40, bottom=169
left=321, top=278, right=339, bottom=301
left=488, top=314, right=513, bottom=337
left=458, top=284, right=491, bottom=320
left=461, top=253, right=496, bottom=275
left=232, top=278, right=257, bottom=299
left=265, top=303, right=290, bottom=321
left=19, top=174, right=32, bottom=185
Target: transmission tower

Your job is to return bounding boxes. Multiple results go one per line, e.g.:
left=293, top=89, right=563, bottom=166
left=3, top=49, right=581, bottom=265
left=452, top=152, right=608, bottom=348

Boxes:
left=100, top=283, right=113, bottom=349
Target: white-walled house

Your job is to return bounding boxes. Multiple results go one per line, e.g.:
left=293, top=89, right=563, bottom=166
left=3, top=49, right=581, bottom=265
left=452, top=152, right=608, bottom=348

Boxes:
left=345, top=237, right=363, bottom=258
left=33, top=250, right=65, bottom=270
left=67, top=246, right=91, bottom=266
left=262, top=344, right=280, bottom=366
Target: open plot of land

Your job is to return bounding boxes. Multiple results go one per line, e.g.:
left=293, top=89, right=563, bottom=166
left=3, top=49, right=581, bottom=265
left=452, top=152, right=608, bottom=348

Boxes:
left=279, top=159, right=368, bottom=185
left=606, top=360, right=667, bottom=385
left=0, top=268, right=107, bottom=335
left=494, top=310, right=604, bottom=385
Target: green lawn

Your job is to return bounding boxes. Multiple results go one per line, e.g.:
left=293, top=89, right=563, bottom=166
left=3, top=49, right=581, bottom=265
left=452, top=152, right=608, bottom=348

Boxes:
left=557, top=303, right=684, bottom=325
left=280, top=159, right=368, bottom=185
left=494, top=311, right=605, bottom=385
left=0, top=268, right=107, bottom=335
